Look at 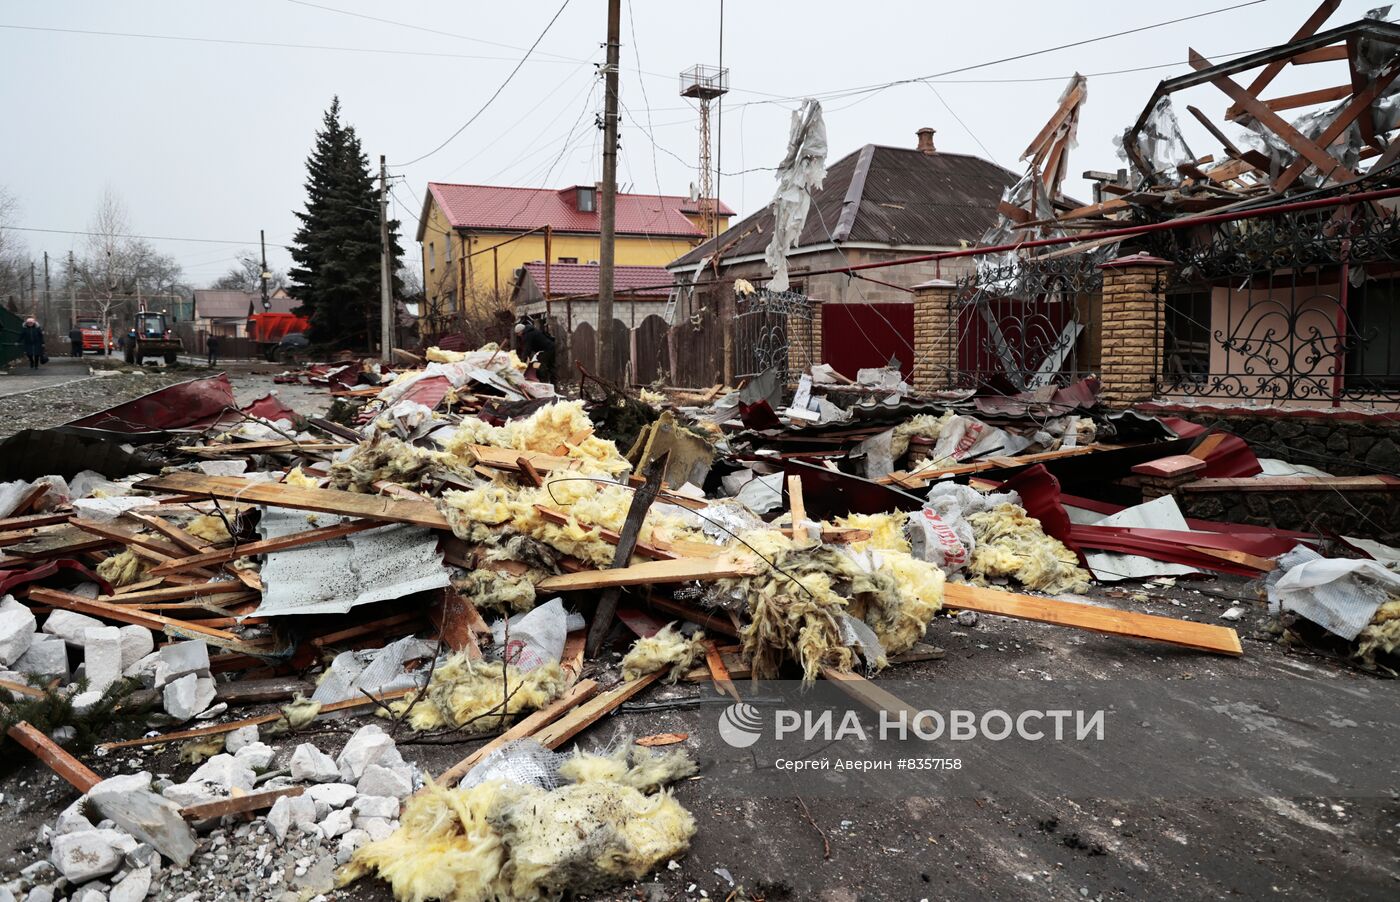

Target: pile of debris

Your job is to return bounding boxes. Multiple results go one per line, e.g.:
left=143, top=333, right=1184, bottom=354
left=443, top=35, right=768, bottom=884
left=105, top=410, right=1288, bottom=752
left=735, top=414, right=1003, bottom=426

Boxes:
left=1, top=336, right=1396, bottom=902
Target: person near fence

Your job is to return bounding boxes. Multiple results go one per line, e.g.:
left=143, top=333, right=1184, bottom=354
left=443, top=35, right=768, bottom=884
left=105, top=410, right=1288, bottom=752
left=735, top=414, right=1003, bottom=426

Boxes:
left=207, top=334, right=220, bottom=367
left=20, top=317, right=45, bottom=369
left=68, top=326, right=83, bottom=357
left=515, top=318, right=556, bottom=383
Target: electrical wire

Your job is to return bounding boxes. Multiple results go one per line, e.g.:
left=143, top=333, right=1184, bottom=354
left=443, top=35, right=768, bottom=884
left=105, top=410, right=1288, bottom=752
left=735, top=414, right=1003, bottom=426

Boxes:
left=5, top=225, right=293, bottom=249
left=392, top=0, right=573, bottom=168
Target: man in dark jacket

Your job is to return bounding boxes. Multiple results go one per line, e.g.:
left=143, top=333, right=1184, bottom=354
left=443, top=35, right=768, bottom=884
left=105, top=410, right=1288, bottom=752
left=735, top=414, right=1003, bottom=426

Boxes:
left=20, top=318, right=44, bottom=369
left=68, top=326, right=83, bottom=357
left=207, top=334, right=220, bottom=367
left=516, top=318, right=557, bottom=383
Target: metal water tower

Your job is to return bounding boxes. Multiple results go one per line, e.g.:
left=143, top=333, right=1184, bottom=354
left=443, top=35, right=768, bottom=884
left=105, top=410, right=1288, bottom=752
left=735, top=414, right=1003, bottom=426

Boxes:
left=680, top=64, right=729, bottom=240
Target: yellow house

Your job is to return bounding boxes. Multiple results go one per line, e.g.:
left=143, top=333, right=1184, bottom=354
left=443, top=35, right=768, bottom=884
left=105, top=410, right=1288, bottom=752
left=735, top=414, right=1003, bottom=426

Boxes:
left=416, top=181, right=730, bottom=325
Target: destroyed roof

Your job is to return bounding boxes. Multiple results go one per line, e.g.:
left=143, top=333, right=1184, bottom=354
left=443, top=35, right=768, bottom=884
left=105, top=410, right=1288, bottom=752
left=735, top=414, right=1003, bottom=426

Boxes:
left=669, top=145, right=1020, bottom=270
left=515, top=262, right=673, bottom=299
left=192, top=289, right=297, bottom=319
left=420, top=182, right=734, bottom=240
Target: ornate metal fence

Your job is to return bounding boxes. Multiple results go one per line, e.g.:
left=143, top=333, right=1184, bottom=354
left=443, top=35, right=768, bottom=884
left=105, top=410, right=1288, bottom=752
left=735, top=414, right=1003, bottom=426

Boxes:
left=949, top=255, right=1102, bottom=392
left=1150, top=210, right=1400, bottom=405
left=733, top=288, right=813, bottom=384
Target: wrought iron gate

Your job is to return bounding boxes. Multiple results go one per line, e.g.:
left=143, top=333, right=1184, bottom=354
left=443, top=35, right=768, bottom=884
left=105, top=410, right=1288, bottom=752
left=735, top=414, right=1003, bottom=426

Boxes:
left=950, top=256, right=1101, bottom=392
left=733, top=288, right=812, bottom=384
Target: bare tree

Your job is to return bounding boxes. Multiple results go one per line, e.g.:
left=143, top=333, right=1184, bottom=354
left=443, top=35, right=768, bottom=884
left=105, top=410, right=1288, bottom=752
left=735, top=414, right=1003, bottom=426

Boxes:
left=0, top=186, right=30, bottom=306
left=212, top=250, right=287, bottom=295
left=72, top=188, right=187, bottom=347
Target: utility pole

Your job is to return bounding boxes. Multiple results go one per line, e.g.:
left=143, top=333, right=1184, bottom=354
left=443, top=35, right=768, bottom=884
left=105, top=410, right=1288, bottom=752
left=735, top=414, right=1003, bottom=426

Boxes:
left=68, top=251, right=76, bottom=329
left=29, top=261, right=36, bottom=315
left=43, top=252, right=50, bottom=333
left=596, top=0, right=621, bottom=380
left=378, top=154, right=393, bottom=363
left=259, top=230, right=270, bottom=312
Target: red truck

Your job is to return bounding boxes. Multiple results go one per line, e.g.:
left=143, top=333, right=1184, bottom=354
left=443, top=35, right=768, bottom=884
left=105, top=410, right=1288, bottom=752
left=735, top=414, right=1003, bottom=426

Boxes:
left=247, top=312, right=311, bottom=361
left=75, top=320, right=112, bottom=354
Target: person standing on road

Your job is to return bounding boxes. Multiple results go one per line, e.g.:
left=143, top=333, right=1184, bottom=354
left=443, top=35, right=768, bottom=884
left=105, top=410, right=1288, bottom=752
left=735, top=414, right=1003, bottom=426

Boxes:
left=68, top=326, right=83, bottom=357
left=207, top=334, right=221, bottom=367
left=20, top=317, right=45, bottom=369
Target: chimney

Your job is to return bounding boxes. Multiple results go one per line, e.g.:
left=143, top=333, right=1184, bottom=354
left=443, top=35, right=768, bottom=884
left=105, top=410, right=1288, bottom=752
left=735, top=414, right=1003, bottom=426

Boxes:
left=916, top=127, right=936, bottom=154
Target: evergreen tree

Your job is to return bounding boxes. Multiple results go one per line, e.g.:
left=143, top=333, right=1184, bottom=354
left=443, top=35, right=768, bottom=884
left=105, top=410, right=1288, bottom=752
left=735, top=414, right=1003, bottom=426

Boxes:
left=288, top=97, right=403, bottom=349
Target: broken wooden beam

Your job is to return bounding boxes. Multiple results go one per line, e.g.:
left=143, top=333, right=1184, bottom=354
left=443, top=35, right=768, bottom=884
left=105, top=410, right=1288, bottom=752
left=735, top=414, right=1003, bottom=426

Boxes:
left=181, top=786, right=304, bottom=821
left=942, top=583, right=1242, bottom=656
left=134, top=472, right=450, bottom=529
left=6, top=721, right=102, bottom=793
left=530, top=670, right=665, bottom=750
left=147, top=520, right=381, bottom=576
left=536, top=555, right=760, bottom=592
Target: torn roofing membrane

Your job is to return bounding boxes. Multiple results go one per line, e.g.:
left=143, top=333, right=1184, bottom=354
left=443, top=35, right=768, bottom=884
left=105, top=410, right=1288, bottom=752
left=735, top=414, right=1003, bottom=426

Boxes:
left=252, top=506, right=451, bottom=617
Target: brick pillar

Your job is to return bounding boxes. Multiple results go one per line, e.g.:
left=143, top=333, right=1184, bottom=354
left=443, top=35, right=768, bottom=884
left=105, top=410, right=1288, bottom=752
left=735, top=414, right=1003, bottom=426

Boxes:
left=1097, top=253, right=1171, bottom=407
left=912, top=278, right=957, bottom=394
left=787, top=301, right=822, bottom=379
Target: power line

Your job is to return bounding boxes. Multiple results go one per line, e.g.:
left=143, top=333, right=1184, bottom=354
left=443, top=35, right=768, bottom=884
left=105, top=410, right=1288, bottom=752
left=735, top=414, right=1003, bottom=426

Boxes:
left=392, top=0, right=574, bottom=168
left=922, top=82, right=1001, bottom=167
left=5, top=225, right=293, bottom=249
left=0, top=22, right=581, bottom=65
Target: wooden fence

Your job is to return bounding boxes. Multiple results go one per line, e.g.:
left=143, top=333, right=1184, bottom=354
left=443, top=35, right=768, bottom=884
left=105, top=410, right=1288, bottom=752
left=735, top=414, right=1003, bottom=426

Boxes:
left=550, top=312, right=725, bottom=388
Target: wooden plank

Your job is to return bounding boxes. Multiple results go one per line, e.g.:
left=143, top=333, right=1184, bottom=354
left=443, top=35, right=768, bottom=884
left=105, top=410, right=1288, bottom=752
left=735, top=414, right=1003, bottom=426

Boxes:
left=99, top=687, right=417, bottom=750
left=537, top=555, right=759, bottom=593
left=434, top=679, right=601, bottom=789
left=100, top=583, right=252, bottom=604
left=1192, top=47, right=1357, bottom=188
left=428, top=590, right=483, bottom=658
left=134, top=472, right=451, bottom=529
left=1187, top=104, right=1244, bottom=158
left=181, top=786, right=304, bottom=821
left=1056, top=197, right=1130, bottom=223
left=516, top=456, right=545, bottom=488
left=147, top=520, right=380, bottom=576
left=26, top=588, right=258, bottom=652
left=1181, top=475, right=1400, bottom=492
left=214, top=677, right=315, bottom=705
left=127, top=512, right=217, bottom=553
left=464, top=444, right=582, bottom=475
left=6, top=721, right=102, bottom=793
left=1274, top=59, right=1400, bottom=189
left=1021, top=82, right=1086, bottom=160
left=531, top=670, right=665, bottom=750
left=1291, top=43, right=1350, bottom=64
left=645, top=593, right=740, bottom=637
left=310, top=611, right=426, bottom=648
left=703, top=638, right=741, bottom=702
left=787, top=474, right=806, bottom=540
left=587, top=454, right=667, bottom=657
left=1263, top=83, right=1353, bottom=112
left=1226, top=0, right=1342, bottom=119
left=819, top=667, right=926, bottom=723
left=0, top=512, right=70, bottom=532
left=943, top=583, right=1242, bottom=656
left=560, top=630, right=586, bottom=683
left=70, top=519, right=188, bottom=559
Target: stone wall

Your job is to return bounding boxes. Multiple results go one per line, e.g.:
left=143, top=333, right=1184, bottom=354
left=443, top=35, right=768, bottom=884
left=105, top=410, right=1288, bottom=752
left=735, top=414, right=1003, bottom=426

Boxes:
left=1176, top=488, right=1400, bottom=545
left=1145, top=404, right=1400, bottom=477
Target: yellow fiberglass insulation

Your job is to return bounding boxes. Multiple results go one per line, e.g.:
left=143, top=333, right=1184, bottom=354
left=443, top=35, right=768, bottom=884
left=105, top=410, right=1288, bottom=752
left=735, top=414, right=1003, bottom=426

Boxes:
left=620, top=623, right=705, bottom=683
left=1356, top=598, right=1400, bottom=663
left=834, top=512, right=911, bottom=553
left=385, top=656, right=565, bottom=733
left=557, top=742, right=698, bottom=794
left=441, top=476, right=715, bottom=568
left=721, top=529, right=945, bottom=681
left=965, top=503, right=1090, bottom=595
left=890, top=411, right=954, bottom=460
left=343, top=752, right=695, bottom=902
left=97, top=549, right=148, bottom=587
left=282, top=466, right=320, bottom=489
left=441, top=400, right=630, bottom=477
left=454, top=569, right=537, bottom=614
left=185, top=513, right=233, bottom=544
left=330, top=436, right=445, bottom=493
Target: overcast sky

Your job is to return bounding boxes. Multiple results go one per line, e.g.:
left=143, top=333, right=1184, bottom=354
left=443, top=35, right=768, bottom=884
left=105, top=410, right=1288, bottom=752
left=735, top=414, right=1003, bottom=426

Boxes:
left=0, top=0, right=1373, bottom=287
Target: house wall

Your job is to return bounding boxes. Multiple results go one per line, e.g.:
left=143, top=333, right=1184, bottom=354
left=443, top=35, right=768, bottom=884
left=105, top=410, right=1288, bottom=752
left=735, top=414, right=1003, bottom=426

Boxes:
left=420, top=194, right=723, bottom=319
left=514, top=298, right=669, bottom=330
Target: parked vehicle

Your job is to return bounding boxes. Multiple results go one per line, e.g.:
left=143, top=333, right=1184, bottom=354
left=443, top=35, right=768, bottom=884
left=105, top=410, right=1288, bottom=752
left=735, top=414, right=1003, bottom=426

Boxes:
left=123, top=309, right=183, bottom=365
left=75, top=320, right=112, bottom=354
left=247, top=312, right=311, bottom=360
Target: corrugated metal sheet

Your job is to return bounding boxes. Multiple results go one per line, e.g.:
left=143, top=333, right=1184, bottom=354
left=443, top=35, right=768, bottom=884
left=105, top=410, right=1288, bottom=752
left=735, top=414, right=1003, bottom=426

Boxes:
left=252, top=507, right=450, bottom=617
left=428, top=183, right=733, bottom=237
left=672, top=146, right=1016, bottom=269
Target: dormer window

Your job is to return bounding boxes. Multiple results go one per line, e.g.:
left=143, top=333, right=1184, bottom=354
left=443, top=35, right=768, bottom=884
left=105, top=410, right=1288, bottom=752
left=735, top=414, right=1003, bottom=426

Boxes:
left=576, top=186, right=596, bottom=212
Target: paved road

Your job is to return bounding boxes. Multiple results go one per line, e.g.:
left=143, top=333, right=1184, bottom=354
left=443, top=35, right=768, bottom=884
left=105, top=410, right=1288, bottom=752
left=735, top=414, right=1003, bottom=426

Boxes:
left=0, top=355, right=97, bottom=398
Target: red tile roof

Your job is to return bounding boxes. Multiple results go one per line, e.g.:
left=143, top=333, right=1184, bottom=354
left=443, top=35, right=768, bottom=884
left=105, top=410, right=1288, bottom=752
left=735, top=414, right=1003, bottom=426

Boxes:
left=518, top=262, right=672, bottom=298
left=424, top=183, right=733, bottom=239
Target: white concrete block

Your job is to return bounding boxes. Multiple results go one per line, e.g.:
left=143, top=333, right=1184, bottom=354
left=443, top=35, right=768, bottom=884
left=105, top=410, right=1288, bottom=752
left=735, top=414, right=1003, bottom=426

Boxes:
left=188, top=754, right=254, bottom=792
left=0, top=595, right=36, bottom=666
left=223, top=725, right=259, bottom=754
left=356, top=765, right=411, bottom=800
left=42, top=609, right=104, bottom=646
left=82, top=627, right=123, bottom=693
left=318, top=808, right=353, bottom=840
left=233, top=742, right=274, bottom=771
left=116, top=626, right=153, bottom=672
left=351, top=795, right=399, bottom=820
left=14, top=634, right=69, bottom=682
left=335, top=725, right=397, bottom=781
left=153, top=641, right=209, bottom=688
left=289, top=744, right=339, bottom=784
left=49, top=829, right=125, bottom=883
left=109, top=865, right=151, bottom=902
